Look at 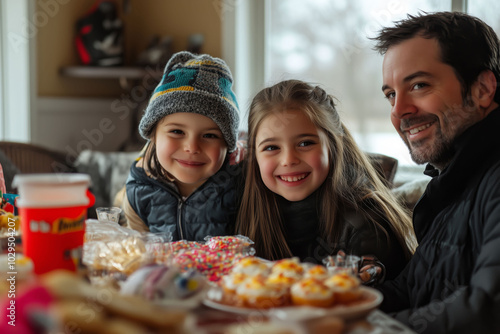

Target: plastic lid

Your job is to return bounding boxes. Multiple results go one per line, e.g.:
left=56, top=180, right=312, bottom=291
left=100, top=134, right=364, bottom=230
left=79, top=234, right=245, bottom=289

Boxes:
left=12, top=173, right=91, bottom=187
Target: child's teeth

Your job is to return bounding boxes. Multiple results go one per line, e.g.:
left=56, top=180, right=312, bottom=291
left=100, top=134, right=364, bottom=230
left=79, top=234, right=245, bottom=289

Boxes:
left=280, top=174, right=306, bottom=182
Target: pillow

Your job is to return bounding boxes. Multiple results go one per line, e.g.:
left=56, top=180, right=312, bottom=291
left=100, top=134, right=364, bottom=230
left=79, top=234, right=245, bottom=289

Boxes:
left=75, top=150, right=140, bottom=210
left=392, top=178, right=429, bottom=211
left=366, top=153, right=398, bottom=187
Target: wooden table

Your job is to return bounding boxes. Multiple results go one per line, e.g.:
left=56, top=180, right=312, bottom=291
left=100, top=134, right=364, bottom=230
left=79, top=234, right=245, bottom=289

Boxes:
left=193, top=305, right=417, bottom=334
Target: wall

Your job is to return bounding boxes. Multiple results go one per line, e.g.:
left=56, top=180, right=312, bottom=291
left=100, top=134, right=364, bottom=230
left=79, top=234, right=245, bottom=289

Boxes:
left=35, top=0, right=223, bottom=153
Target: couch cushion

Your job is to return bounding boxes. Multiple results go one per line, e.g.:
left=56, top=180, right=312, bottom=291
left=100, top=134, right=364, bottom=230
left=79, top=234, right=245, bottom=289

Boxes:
left=75, top=150, right=140, bottom=211
left=0, top=149, right=21, bottom=193
left=366, top=152, right=398, bottom=187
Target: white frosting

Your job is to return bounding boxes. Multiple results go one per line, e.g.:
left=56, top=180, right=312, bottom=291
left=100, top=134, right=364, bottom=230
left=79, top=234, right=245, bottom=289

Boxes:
left=231, top=257, right=270, bottom=276
left=324, top=273, right=360, bottom=291
left=222, top=272, right=248, bottom=291
left=291, top=279, right=333, bottom=300
left=270, top=258, right=304, bottom=279
left=236, top=276, right=285, bottom=298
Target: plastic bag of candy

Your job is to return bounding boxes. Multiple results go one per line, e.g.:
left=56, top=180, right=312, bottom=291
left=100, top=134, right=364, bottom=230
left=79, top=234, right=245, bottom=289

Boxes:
left=170, top=235, right=256, bottom=282
left=83, top=219, right=173, bottom=286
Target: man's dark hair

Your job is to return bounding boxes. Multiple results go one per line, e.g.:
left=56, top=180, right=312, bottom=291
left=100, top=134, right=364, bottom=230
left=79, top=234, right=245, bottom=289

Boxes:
left=373, top=11, right=500, bottom=103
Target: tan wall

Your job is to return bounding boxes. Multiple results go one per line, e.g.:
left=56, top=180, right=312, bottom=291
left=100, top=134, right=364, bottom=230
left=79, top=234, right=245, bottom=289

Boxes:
left=37, top=0, right=223, bottom=98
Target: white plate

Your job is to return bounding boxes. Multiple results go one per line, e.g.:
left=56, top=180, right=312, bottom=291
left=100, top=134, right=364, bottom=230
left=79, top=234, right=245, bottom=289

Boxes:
left=203, top=286, right=383, bottom=321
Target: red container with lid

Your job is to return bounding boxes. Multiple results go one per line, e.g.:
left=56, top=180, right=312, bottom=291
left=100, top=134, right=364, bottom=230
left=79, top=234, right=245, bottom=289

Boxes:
left=13, top=174, right=95, bottom=275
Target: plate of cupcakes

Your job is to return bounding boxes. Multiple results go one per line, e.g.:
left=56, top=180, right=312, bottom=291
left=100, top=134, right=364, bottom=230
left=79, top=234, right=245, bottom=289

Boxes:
left=203, top=256, right=383, bottom=321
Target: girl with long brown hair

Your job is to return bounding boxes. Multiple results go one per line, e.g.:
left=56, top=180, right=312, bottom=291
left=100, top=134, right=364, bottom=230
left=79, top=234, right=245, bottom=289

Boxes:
left=236, top=79, right=416, bottom=280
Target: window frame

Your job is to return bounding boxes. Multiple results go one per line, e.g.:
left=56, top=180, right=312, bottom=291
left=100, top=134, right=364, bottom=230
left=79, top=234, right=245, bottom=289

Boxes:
left=0, top=0, right=36, bottom=142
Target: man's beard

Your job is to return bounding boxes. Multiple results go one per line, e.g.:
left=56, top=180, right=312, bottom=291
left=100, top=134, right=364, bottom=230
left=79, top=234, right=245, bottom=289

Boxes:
left=402, top=102, right=479, bottom=170
left=407, top=130, right=455, bottom=170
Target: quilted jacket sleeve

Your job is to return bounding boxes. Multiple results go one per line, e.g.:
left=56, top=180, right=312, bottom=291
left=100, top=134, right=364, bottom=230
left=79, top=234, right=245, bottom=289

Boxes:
left=381, top=164, right=500, bottom=334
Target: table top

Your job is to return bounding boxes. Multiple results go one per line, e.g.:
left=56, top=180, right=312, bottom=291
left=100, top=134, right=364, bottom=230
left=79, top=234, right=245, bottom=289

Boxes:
left=193, top=305, right=417, bottom=334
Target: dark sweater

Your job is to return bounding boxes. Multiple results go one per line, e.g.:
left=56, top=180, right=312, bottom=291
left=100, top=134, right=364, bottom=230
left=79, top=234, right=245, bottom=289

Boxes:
left=277, top=192, right=408, bottom=280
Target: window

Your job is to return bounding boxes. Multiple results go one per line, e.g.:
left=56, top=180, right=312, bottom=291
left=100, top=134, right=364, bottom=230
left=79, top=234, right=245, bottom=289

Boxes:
left=467, top=2, right=500, bottom=32
left=266, top=0, right=449, bottom=167
left=0, top=0, right=35, bottom=142
left=225, top=0, right=499, bottom=170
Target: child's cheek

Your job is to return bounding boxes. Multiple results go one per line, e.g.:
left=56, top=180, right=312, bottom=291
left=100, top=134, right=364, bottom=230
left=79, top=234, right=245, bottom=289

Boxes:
left=258, top=159, right=276, bottom=190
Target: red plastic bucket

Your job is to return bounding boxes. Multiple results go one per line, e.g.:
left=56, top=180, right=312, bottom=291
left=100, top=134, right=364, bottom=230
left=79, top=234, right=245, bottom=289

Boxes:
left=13, top=174, right=95, bottom=275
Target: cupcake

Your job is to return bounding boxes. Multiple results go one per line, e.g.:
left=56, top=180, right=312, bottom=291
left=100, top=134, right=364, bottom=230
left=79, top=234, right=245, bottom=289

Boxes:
left=266, top=271, right=298, bottom=289
left=291, top=277, right=334, bottom=308
left=324, top=272, right=361, bottom=304
left=236, top=275, right=288, bottom=309
left=221, top=272, right=249, bottom=297
left=231, top=256, right=270, bottom=277
left=304, top=265, right=329, bottom=281
left=270, top=257, right=304, bottom=281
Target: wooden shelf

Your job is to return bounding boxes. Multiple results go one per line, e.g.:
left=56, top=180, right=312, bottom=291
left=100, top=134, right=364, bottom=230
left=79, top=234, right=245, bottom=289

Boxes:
left=59, top=66, right=154, bottom=80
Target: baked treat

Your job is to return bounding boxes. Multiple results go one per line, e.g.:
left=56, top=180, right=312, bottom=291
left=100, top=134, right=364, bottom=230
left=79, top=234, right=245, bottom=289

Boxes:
left=324, top=272, right=361, bottom=304
left=266, top=271, right=298, bottom=289
left=221, top=272, right=249, bottom=297
left=266, top=257, right=304, bottom=292
left=304, top=264, right=329, bottom=281
left=290, top=277, right=334, bottom=307
left=231, top=256, right=270, bottom=277
left=41, top=270, right=187, bottom=331
left=85, top=236, right=151, bottom=276
left=270, top=257, right=304, bottom=280
left=236, top=275, right=288, bottom=309
left=121, top=264, right=206, bottom=301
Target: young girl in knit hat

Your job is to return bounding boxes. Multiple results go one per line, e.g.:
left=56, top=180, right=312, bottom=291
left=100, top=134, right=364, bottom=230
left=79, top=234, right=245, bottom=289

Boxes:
left=236, top=80, right=416, bottom=280
left=122, top=51, right=242, bottom=241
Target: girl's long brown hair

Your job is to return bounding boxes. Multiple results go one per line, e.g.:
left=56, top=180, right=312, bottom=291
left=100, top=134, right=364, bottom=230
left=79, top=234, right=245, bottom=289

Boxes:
left=236, top=80, right=417, bottom=261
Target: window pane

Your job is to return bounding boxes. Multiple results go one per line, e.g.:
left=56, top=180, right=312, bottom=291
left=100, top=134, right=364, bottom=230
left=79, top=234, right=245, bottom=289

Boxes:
left=267, top=0, right=450, bottom=166
left=467, top=1, right=500, bottom=34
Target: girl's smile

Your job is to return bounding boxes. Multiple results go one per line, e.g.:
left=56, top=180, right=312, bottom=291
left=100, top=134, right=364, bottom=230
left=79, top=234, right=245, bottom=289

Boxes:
left=255, top=109, right=329, bottom=201
left=277, top=172, right=310, bottom=184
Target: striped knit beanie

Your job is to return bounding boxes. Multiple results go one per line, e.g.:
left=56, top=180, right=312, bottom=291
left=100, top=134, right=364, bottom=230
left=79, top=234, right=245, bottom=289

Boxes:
left=139, top=51, right=240, bottom=152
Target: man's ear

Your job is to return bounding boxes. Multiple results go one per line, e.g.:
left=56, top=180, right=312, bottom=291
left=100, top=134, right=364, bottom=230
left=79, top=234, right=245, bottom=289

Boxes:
left=473, top=70, right=497, bottom=109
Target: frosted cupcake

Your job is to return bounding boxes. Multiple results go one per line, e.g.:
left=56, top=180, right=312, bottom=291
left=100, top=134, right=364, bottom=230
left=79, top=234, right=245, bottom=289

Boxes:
left=236, top=275, right=288, bottom=309
left=270, top=257, right=304, bottom=281
left=221, top=272, right=249, bottom=297
left=231, top=256, right=270, bottom=277
left=304, top=265, right=330, bottom=281
left=324, top=272, right=361, bottom=304
left=291, top=277, right=334, bottom=308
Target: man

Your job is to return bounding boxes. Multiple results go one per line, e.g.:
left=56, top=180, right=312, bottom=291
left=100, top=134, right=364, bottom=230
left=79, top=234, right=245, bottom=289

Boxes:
left=373, top=12, right=500, bottom=333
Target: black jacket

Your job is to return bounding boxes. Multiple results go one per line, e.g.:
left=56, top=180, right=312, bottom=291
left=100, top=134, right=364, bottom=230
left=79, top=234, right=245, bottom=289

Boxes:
left=125, top=160, right=243, bottom=241
left=277, top=193, right=409, bottom=280
left=378, top=108, right=500, bottom=333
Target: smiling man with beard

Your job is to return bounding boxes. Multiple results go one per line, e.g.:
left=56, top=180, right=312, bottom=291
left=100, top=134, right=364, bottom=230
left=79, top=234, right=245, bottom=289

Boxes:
left=373, top=11, right=500, bottom=334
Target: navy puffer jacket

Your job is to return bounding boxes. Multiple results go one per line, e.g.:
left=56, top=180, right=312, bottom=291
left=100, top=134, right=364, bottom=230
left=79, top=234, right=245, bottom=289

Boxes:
left=125, top=160, right=243, bottom=241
